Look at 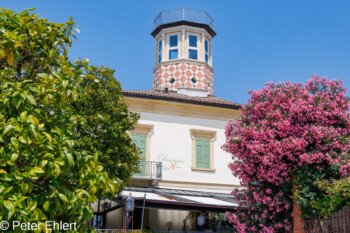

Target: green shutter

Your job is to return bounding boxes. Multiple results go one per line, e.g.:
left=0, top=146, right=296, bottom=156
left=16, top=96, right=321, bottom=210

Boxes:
left=131, top=134, right=147, bottom=176
left=131, top=134, right=147, bottom=159
left=195, top=139, right=211, bottom=169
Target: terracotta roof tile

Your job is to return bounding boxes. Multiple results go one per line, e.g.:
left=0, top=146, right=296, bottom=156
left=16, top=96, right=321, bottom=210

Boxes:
left=122, top=90, right=241, bottom=109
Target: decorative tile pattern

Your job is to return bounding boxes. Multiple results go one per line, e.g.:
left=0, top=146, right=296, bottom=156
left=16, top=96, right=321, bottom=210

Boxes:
left=153, top=62, right=214, bottom=95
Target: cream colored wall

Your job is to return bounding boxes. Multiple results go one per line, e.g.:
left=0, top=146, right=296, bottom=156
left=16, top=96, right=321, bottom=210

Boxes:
left=155, top=25, right=213, bottom=67
left=125, top=97, right=238, bottom=122
left=138, top=111, right=240, bottom=188
left=105, top=208, right=123, bottom=229
left=126, top=97, right=241, bottom=190
left=148, top=209, right=191, bottom=231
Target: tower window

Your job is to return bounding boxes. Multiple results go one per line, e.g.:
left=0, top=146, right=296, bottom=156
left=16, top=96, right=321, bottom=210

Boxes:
left=189, top=35, right=197, bottom=47
left=158, top=40, right=162, bottom=63
left=188, top=35, right=198, bottom=60
left=168, top=34, right=178, bottom=60
left=169, top=77, right=175, bottom=84
left=191, top=77, right=197, bottom=83
left=205, top=40, right=209, bottom=63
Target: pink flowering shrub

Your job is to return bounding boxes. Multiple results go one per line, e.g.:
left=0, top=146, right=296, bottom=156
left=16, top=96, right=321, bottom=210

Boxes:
left=223, top=75, right=350, bottom=232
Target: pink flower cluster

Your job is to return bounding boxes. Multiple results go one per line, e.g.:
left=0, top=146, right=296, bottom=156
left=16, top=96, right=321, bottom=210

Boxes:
left=223, top=75, right=350, bottom=232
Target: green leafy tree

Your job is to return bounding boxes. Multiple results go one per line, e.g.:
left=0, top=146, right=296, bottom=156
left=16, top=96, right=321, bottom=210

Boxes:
left=312, top=176, right=350, bottom=216
left=0, top=8, right=139, bottom=232
left=73, top=64, right=140, bottom=199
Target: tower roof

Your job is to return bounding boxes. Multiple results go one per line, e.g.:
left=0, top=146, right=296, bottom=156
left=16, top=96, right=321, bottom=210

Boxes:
left=151, top=8, right=216, bottom=37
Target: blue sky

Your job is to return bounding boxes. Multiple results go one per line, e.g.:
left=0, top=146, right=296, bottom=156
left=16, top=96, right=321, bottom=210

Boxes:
left=2, top=0, right=350, bottom=104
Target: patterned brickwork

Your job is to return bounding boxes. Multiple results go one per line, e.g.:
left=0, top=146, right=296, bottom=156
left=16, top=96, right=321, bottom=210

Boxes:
left=153, top=62, right=214, bottom=95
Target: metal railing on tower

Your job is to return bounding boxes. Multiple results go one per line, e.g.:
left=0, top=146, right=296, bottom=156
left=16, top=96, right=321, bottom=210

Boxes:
left=154, top=8, right=214, bottom=30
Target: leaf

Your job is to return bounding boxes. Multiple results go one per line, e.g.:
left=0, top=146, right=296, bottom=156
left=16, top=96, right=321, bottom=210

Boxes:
left=65, top=152, right=74, bottom=167
left=44, top=95, right=50, bottom=105
left=8, top=210, right=15, bottom=219
left=54, top=158, right=64, bottom=166
left=27, top=181, right=33, bottom=193
left=3, top=125, right=13, bottom=135
left=20, top=111, right=27, bottom=121
left=0, top=50, right=5, bottom=59
left=14, top=41, right=20, bottom=47
left=33, top=208, right=47, bottom=221
left=90, top=186, right=97, bottom=194
left=11, top=153, right=18, bottom=162
left=19, top=136, right=28, bottom=144
left=14, top=96, right=21, bottom=109
left=30, top=128, right=38, bottom=139
left=37, top=73, right=48, bottom=78
left=72, top=90, right=78, bottom=101
left=0, top=48, right=8, bottom=59
left=0, top=169, right=7, bottom=173
left=2, top=97, right=10, bottom=106
left=21, top=182, right=28, bottom=195
left=29, top=201, right=37, bottom=212
left=7, top=51, right=14, bottom=65
left=54, top=163, right=60, bottom=176
left=74, top=28, right=80, bottom=33
left=11, top=137, right=19, bottom=149
left=26, top=94, right=37, bottom=105
left=43, top=201, right=50, bottom=211
left=28, top=116, right=39, bottom=127
left=17, top=196, right=27, bottom=203
left=62, top=80, right=68, bottom=88
left=3, top=200, right=13, bottom=211
left=43, top=153, right=54, bottom=159
left=58, top=193, right=68, bottom=203
left=30, top=167, right=45, bottom=173
left=41, top=160, right=48, bottom=167
left=1, top=187, right=12, bottom=196
left=42, top=132, right=52, bottom=142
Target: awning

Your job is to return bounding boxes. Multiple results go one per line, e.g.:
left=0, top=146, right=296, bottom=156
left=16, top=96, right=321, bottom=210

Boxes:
left=119, top=187, right=238, bottom=212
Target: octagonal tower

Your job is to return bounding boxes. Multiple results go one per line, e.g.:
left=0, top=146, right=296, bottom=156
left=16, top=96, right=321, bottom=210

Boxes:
left=151, top=9, right=216, bottom=96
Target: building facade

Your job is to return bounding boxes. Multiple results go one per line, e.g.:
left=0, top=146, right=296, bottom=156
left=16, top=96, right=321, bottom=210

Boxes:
left=93, top=9, right=241, bottom=232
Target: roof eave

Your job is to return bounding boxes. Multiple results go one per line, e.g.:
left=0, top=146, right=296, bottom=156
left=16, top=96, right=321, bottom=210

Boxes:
left=122, top=92, right=241, bottom=110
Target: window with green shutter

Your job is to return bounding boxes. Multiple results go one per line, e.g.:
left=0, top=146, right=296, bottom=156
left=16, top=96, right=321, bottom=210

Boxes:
left=131, top=134, right=147, bottom=159
left=195, top=139, right=211, bottom=169
left=131, top=134, right=147, bottom=176
left=191, top=129, right=216, bottom=171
